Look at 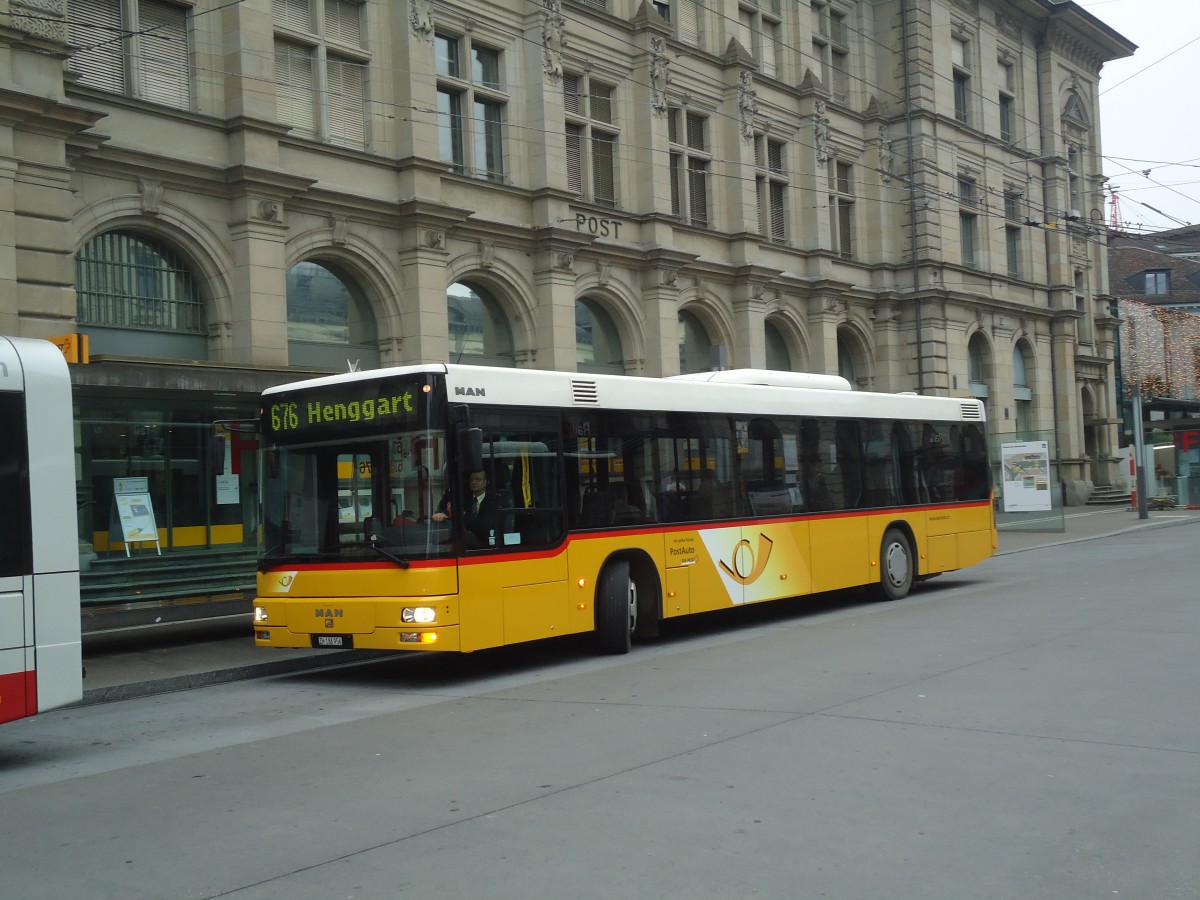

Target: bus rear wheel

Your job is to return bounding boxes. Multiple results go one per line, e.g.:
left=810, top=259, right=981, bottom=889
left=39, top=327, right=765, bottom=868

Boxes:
left=596, top=559, right=637, bottom=654
left=877, top=528, right=914, bottom=601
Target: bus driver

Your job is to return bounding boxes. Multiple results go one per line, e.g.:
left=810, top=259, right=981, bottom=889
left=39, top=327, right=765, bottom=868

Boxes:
left=432, top=469, right=501, bottom=544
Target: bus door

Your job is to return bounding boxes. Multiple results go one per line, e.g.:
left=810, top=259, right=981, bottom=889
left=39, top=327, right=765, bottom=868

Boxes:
left=456, top=411, right=569, bottom=648
left=803, top=420, right=871, bottom=592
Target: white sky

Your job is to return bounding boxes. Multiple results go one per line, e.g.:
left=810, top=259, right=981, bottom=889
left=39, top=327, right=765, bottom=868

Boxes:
left=1084, top=0, right=1200, bottom=233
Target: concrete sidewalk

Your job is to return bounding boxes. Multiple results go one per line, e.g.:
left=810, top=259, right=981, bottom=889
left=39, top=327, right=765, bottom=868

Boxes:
left=77, top=505, right=1200, bottom=705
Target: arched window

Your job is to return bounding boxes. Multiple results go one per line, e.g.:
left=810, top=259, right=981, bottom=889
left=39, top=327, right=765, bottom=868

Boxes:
left=447, top=282, right=514, bottom=367
left=968, top=334, right=989, bottom=398
left=679, top=310, right=715, bottom=374
left=837, top=331, right=859, bottom=384
left=75, top=230, right=206, bottom=358
left=765, top=320, right=792, bottom=371
left=287, top=260, right=379, bottom=370
left=1013, top=343, right=1033, bottom=435
left=576, top=297, right=623, bottom=375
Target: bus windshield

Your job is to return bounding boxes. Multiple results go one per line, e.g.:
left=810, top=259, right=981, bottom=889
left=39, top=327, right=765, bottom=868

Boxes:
left=260, top=374, right=454, bottom=568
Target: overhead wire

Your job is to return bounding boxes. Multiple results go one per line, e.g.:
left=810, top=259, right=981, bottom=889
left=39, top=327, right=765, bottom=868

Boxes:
left=2, top=0, right=1188, bottom=248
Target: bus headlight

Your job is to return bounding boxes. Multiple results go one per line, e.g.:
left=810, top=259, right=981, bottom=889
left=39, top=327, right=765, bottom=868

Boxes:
left=402, top=607, right=436, bottom=624
left=254, top=606, right=269, bottom=622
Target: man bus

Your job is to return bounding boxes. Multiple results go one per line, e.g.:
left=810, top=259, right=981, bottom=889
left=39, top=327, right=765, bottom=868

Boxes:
left=255, top=365, right=994, bottom=654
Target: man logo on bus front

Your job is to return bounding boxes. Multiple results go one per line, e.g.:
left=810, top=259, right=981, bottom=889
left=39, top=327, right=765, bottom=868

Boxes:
left=719, top=533, right=774, bottom=586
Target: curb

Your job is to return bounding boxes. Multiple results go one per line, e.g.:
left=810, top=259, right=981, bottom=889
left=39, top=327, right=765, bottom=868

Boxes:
left=78, top=649, right=395, bottom=706
left=996, top=510, right=1200, bottom=556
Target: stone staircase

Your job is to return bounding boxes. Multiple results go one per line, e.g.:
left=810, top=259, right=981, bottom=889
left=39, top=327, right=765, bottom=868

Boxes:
left=1086, top=485, right=1131, bottom=506
left=80, top=547, right=258, bottom=633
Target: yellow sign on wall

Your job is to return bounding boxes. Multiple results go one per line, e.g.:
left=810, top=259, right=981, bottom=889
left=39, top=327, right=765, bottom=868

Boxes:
left=49, top=333, right=89, bottom=364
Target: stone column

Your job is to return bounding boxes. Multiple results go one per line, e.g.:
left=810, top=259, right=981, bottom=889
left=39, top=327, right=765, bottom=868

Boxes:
left=227, top=196, right=289, bottom=366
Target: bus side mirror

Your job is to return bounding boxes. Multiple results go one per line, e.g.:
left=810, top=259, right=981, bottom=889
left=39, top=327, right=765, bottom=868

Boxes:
left=460, top=427, right=483, bottom=474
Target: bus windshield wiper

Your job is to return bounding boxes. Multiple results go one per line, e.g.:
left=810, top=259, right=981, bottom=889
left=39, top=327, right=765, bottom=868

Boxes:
left=351, top=539, right=411, bottom=569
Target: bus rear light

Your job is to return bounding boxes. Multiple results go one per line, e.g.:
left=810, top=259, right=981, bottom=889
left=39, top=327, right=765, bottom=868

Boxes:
left=254, top=606, right=269, bottom=622
left=402, top=607, right=436, bottom=624
left=420, top=632, right=438, bottom=644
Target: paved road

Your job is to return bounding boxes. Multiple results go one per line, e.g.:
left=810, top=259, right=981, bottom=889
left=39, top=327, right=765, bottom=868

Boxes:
left=1, top=514, right=1197, bottom=899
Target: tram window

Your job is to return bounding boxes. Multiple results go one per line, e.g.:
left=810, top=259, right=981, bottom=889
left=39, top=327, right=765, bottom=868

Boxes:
left=0, top=394, right=32, bottom=577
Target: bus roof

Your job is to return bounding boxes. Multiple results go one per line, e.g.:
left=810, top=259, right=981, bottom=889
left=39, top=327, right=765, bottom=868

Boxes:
left=264, top=364, right=986, bottom=423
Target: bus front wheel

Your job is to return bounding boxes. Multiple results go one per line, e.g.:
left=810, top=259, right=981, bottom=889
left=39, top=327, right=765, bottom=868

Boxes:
left=877, top=528, right=914, bottom=601
left=596, top=559, right=637, bottom=654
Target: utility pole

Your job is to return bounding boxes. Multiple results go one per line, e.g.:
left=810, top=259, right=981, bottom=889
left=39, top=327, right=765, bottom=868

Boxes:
left=1132, top=387, right=1148, bottom=520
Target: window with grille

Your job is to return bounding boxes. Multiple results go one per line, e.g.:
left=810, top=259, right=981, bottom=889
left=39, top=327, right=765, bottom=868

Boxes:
left=76, top=231, right=205, bottom=334
left=811, top=1, right=850, bottom=103
left=668, top=108, right=710, bottom=228
left=437, top=34, right=507, bottom=182
left=952, top=36, right=971, bottom=124
left=737, top=2, right=781, bottom=79
left=273, top=0, right=368, bottom=149
left=67, top=0, right=192, bottom=110
left=958, top=176, right=978, bottom=267
left=828, top=160, right=854, bottom=258
left=564, top=74, right=618, bottom=207
left=755, top=136, right=787, bottom=243
left=1005, top=192, right=1022, bottom=278
left=650, top=0, right=704, bottom=46
left=959, top=213, right=978, bottom=268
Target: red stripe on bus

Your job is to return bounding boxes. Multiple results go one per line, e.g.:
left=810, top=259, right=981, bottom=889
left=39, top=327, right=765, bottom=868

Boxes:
left=0, top=670, right=33, bottom=724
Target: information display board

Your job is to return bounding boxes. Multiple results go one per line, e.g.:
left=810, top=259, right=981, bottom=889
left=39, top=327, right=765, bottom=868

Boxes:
left=110, top=477, right=161, bottom=556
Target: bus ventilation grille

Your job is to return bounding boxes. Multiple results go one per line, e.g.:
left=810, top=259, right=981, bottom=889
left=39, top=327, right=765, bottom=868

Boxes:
left=571, top=380, right=599, bottom=404
left=960, top=402, right=984, bottom=419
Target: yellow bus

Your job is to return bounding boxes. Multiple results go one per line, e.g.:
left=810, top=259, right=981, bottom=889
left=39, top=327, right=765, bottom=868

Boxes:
left=254, top=365, right=995, bottom=654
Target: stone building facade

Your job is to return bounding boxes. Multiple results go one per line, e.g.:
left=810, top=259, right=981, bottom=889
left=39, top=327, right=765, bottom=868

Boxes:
left=0, top=0, right=1133, bottom=564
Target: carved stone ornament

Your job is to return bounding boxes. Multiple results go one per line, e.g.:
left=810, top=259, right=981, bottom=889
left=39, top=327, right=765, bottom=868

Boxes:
left=649, top=36, right=670, bottom=118
left=813, top=100, right=830, bottom=165
left=878, top=125, right=893, bottom=184
left=425, top=230, right=445, bottom=249
left=257, top=199, right=282, bottom=222
left=331, top=216, right=349, bottom=246
left=555, top=250, right=576, bottom=271
left=597, top=263, right=611, bottom=285
left=480, top=241, right=496, bottom=269
left=12, top=0, right=67, bottom=42
left=997, top=14, right=1022, bottom=41
left=139, top=179, right=164, bottom=215
left=543, top=0, right=566, bottom=83
left=738, top=71, right=757, bottom=144
left=410, top=0, right=434, bottom=43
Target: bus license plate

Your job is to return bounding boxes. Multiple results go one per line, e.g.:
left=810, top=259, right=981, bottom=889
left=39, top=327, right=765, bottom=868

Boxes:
left=312, top=634, right=352, bottom=649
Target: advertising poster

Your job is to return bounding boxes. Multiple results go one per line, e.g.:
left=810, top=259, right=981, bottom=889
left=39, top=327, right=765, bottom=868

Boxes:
left=1001, top=440, right=1052, bottom=512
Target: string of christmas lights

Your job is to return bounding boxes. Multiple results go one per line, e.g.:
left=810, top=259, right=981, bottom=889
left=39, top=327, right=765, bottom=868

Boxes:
left=1119, top=299, right=1200, bottom=399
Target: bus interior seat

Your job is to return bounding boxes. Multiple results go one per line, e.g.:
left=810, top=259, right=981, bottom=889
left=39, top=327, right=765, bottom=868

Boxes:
left=579, top=484, right=614, bottom=527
